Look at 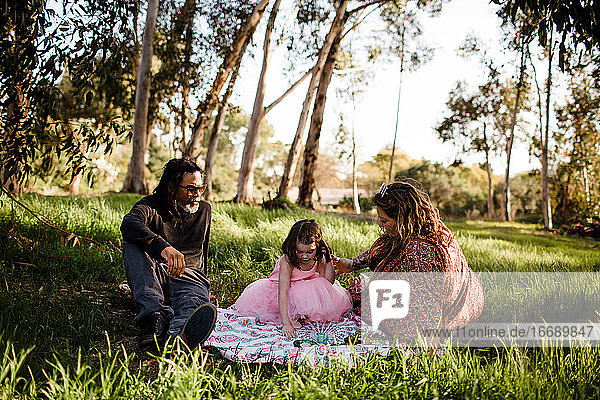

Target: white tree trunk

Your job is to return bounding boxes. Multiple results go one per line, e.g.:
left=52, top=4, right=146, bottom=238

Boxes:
left=236, top=0, right=282, bottom=203
left=122, top=0, right=159, bottom=194
left=542, top=30, right=553, bottom=229
left=297, top=14, right=346, bottom=208
left=502, top=35, right=526, bottom=221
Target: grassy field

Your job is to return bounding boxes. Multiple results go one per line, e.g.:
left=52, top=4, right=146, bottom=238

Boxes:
left=1, top=193, right=599, bottom=399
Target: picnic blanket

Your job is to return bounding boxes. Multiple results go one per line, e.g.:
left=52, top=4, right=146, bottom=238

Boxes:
left=204, top=307, right=391, bottom=365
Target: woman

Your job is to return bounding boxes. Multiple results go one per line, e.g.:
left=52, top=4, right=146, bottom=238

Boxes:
left=335, top=180, right=483, bottom=342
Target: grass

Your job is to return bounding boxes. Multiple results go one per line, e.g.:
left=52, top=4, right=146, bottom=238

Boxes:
left=1, top=193, right=599, bottom=398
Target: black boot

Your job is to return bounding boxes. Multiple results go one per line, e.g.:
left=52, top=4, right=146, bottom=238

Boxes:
left=139, top=311, right=169, bottom=348
left=181, top=303, right=217, bottom=350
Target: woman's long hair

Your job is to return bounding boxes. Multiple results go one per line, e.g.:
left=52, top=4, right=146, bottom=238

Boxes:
left=153, top=158, right=203, bottom=218
left=371, top=180, right=449, bottom=268
left=282, top=219, right=330, bottom=269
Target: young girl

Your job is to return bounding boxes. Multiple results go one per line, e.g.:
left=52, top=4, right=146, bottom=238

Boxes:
left=233, top=219, right=351, bottom=338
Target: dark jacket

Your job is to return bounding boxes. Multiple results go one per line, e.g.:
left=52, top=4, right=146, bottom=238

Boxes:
left=120, top=194, right=211, bottom=283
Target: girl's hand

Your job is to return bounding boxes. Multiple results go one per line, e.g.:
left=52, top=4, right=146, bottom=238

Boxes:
left=282, top=324, right=296, bottom=339
left=318, top=242, right=332, bottom=262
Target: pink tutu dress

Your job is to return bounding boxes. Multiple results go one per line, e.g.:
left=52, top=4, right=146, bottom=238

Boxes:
left=233, top=256, right=352, bottom=325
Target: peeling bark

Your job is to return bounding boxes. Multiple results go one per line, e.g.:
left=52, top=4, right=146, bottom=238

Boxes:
left=122, top=0, right=159, bottom=194
left=297, top=16, right=346, bottom=208
left=278, top=0, right=350, bottom=199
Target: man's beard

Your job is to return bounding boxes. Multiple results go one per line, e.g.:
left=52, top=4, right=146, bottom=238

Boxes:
left=178, top=200, right=200, bottom=214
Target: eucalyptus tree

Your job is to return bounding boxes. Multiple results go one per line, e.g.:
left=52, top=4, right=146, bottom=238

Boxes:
left=527, top=28, right=557, bottom=230
left=295, top=0, right=438, bottom=208
left=435, top=62, right=503, bottom=219
left=495, top=7, right=537, bottom=221
left=123, top=0, right=205, bottom=192
left=277, top=0, right=351, bottom=200
left=183, top=0, right=271, bottom=159
left=296, top=3, right=349, bottom=208
left=327, top=0, right=435, bottom=212
left=496, top=0, right=599, bottom=70
left=497, top=0, right=600, bottom=224
left=0, top=0, right=135, bottom=193
left=554, top=64, right=600, bottom=223
left=235, top=0, right=338, bottom=203
left=234, top=0, right=283, bottom=203
left=122, top=0, right=159, bottom=194
left=204, top=67, right=240, bottom=200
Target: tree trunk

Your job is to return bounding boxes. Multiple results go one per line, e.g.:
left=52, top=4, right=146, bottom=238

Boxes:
left=542, top=30, right=553, bottom=229
left=205, top=65, right=241, bottom=201
left=180, top=85, right=190, bottom=152
left=483, top=123, right=494, bottom=219
left=352, top=123, right=360, bottom=214
left=235, top=0, right=282, bottom=203
left=179, top=3, right=195, bottom=152
left=297, top=15, right=346, bottom=208
left=183, top=0, right=270, bottom=159
left=502, top=34, right=526, bottom=221
left=69, top=171, right=82, bottom=195
left=388, top=22, right=405, bottom=183
left=278, top=0, right=350, bottom=199
left=122, top=0, right=158, bottom=194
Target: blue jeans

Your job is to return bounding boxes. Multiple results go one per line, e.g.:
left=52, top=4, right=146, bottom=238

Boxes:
left=123, top=242, right=210, bottom=336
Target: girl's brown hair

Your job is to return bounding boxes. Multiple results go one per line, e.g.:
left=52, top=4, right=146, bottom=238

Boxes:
left=282, top=219, right=330, bottom=268
left=371, top=180, right=449, bottom=268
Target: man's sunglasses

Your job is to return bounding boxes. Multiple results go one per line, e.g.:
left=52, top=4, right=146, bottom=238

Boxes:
left=179, top=185, right=206, bottom=196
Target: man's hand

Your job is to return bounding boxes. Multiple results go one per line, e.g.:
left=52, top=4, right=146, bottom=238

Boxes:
left=161, top=246, right=185, bottom=276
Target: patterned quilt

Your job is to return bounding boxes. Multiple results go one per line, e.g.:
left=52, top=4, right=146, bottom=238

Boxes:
left=204, top=307, right=391, bottom=365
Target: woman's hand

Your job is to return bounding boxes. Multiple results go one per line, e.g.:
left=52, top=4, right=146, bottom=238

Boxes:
left=334, top=256, right=354, bottom=274
left=282, top=324, right=296, bottom=339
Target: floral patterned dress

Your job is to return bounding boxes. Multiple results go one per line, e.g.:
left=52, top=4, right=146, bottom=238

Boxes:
left=348, top=225, right=483, bottom=342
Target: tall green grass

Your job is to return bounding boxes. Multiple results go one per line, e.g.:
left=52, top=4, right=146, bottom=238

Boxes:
left=2, top=339, right=599, bottom=399
left=1, top=193, right=600, bottom=398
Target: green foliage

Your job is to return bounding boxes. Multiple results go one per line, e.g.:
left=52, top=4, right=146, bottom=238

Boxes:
left=395, top=160, right=489, bottom=218
left=146, top=140, right=173, bottom=188
left=510, top=171, right=542, bottom=218
left=554, top=65, right=600, bottom=224
left=0, top=0, right=135, bottom=186
left=358, top=148, right=415, bottom=194
left=261, top=196, right=297, bottom=211
left=336, top=195, right=373, bottom=213
left=503, top=0, right=600, bottom=69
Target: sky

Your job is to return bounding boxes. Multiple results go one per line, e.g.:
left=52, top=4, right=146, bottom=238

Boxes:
left=230, top=0, right=539, bottom=177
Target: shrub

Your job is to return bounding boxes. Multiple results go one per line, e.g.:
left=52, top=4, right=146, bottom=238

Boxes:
left=336, top=195, right=373, bottom=213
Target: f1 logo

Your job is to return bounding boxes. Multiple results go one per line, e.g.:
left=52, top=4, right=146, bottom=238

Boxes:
left=369, top=280, right=410, bottom=331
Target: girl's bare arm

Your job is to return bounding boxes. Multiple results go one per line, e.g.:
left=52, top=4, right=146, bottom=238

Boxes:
left=317, top=259, right=335, bottom=284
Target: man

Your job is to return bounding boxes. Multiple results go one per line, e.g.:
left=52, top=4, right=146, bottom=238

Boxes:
left=121, top=158, right=216, bottom=350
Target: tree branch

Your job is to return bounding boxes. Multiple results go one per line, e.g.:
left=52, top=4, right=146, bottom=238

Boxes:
left=264, top=66, right=316, bottom=115
left=347, top=0, right=387, bottom=16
